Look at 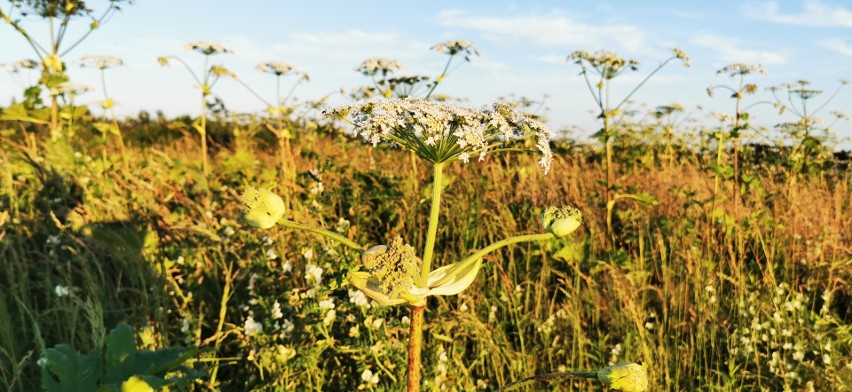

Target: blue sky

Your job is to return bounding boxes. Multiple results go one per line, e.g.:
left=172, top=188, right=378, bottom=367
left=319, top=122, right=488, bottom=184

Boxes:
left=2, top=0, right=851, bottom=145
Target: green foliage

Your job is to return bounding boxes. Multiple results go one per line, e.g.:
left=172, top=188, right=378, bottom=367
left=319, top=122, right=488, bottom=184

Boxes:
left=40, top=323, right=202, bottom=392
left=0, top=103, right=50, bottom=125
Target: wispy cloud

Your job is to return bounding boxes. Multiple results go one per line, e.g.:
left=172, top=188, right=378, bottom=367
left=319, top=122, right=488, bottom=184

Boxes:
left=744, top=0, right=852, bottom=28
left=533, top=53, right=569, bottom=65
left=435, top=9, right=649, bottom=53
left=817, top=38, right=852, bottom=56
left=690, top=34, right=789, bottom=65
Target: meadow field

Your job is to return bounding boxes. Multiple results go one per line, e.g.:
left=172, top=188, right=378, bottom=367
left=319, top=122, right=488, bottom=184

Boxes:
left=1, top=2, right=851, bottom=391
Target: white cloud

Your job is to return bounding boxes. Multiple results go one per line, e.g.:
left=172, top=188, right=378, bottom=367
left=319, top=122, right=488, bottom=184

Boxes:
left=817, top=38, right=852, bottom=56
left=435, top=9, right=649, bottom=53
left=534, top=53, right=569, bottom=65
left=690, top=34, right=789, bottom=65
left=745, top=0, right=852, bottom=28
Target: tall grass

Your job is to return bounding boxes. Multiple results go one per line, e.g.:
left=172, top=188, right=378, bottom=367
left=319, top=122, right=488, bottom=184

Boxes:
left=0, top=115, right=850, bottom=390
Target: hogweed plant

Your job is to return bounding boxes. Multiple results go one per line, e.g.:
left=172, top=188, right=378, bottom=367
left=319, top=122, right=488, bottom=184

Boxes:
left=244, top=62, right=310, bottom=191
left=568, top=48, right=688, bottom=241
left=767, top=79, right=850, bottom=181
left=425, top=40, right=479, bottom=99
left=354, top=40, right=478, bottom=100
left=158, top=41, right=235, bottom=176
left=48, top=81, right=91, bottom=139
left=240, top=98, right=582, bottom=391
left=707, top=63, right=773, bottom=213
left=355, top=42, right=479, bottom=195
left=0, top=0, right=131, bottom=138
left=80, top=55, right=126, bottom=151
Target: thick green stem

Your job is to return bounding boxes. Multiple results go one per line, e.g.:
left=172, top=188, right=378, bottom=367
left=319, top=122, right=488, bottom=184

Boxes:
left=407, top=305, right=424, bottom=392
left=431, top=232, right=554, bottom=288
left=419, top=162, right=444, bottom=286
left=496, top=370, right=599, bottom=392
left=276, top=218, right=364, bottom=252
left=200, top=92, right=208, bottom=176
left=406, top=161, right=445, bottom=392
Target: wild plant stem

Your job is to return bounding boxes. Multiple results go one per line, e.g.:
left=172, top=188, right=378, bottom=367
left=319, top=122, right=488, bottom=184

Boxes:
left=430, top=232, right=554, bottom=288
left=419, top=162, right=443, bottom=285
left=495, top=370, right=599, bottom=392
left=407, top=161, right=445, bottom=391
left=276, top=219, right=364, bottom=252
left=407, top=306, right=425, bottom=392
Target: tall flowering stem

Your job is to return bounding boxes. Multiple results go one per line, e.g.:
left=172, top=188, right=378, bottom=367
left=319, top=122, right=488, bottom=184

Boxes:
left=568, top=48, right=688, bottom=242
left=0, top=0, right=129, bottom=139
left=159, top=41, right=233, bottom=176
left=407, top=305, right=425, bottom=391
left=419, top=162, right=444, bottom=285
left=406, top=161, right=444, bottom=391
left=242, top=99, right=579, bottom=389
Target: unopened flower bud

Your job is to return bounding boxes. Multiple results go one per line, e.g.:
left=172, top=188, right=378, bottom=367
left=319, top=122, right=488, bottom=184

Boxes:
left=541, top=205, right=582, bottom=237
left=240, top=186, right=286, bottom=229
left=597, top=362, right=648, bottom=392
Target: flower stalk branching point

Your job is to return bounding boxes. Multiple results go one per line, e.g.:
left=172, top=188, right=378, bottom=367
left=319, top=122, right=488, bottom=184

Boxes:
left=348, top=237, right=485, bottom=307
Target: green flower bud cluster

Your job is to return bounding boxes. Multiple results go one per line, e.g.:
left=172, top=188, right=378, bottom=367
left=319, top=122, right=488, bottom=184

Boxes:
left=541, top=205, right=583, bottom=237
left=597, top=362, right=648, bottom=392
left=360, top=237, right=419, bottom=299
left=240, top=186, right=286, bottom=229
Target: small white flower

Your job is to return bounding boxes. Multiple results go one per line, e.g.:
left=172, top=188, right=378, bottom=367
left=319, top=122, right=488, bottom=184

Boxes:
left=319, top=297, right=335, bottom=310
left=401, top=316, right=411, bottom=326
left=349, top=289, right=371, bottom=308
left=271, top=301, right=283, bottom=319
left=266, top=248, right=278, bottom=260
left=305, top=264, right=323, bottom=286
left=244, top=316, right=263, bottom=336
left=322, top=309, right=336, bottom=326
left=281, top=319, right=295, bottom=336
left=54, top=285, right=70, bottom=297
left=181, top=317, right=191, bottom=334
left=372, top=318, right=384, bottom=330
left=361, top=369, right=380, bottom=385
left=459, top=303, right=469, bottom=312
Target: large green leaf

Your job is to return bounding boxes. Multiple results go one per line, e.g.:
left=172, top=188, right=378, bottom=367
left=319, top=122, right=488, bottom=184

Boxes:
left=41, top=344, right=101, bottom=392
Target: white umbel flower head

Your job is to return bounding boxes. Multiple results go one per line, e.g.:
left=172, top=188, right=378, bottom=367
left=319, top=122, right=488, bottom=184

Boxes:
left=355, top=57, right=405, bottom=76
left=257, top=61, right=309, bottom=80
left=184, top=41, right=231, bottom=55
left=326, top=98, right=553, bottom=173
left=80, top=55, right=124, bottom=69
